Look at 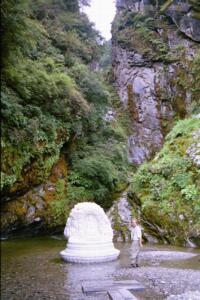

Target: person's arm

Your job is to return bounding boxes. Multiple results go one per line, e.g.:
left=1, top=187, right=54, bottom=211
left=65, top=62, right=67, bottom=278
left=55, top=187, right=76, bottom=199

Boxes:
left=138, top=227, right=143, bottom=247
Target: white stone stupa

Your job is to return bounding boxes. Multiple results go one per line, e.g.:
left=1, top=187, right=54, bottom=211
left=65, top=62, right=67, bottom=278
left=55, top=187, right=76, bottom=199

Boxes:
left=60, top=202, right=120, bottom=263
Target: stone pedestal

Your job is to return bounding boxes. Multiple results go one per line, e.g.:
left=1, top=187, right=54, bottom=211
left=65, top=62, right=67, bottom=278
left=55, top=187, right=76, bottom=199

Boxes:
left=60, top=202, right=120, bottom=263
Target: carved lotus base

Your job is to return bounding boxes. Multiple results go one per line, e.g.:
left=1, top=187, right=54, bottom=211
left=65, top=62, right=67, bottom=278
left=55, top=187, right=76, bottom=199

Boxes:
left=60, top=241, right=120, bottom=263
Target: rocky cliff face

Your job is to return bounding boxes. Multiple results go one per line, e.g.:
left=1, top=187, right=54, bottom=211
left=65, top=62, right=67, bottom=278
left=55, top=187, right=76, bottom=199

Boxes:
left=116, top=0, right=200, bottom=42
left=112, top=0, right=200, bottom=164
left=107, top=191, right=132, bottom=241
left=109, top=0, right=200, bottom=246
left=1, top=154, right=69, bottom=236
left=128, top=116, right=200, bottom=247
left=108, top=116, right=200, bottom=247
left=165, top=0, right=200, bottom=42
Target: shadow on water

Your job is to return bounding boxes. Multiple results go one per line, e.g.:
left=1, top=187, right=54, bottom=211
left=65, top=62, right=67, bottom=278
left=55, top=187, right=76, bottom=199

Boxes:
left=1, top=237, right=200, bottom=300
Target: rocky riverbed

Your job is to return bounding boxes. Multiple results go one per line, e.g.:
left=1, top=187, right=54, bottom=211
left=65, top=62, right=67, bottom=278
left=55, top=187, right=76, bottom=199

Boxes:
left=1, top=237, right=200, bottom=300
left=115, top=266, right=200, bottom=300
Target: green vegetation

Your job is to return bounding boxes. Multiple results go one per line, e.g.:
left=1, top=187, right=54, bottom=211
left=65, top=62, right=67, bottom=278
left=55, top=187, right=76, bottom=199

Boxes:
left=168, top=49, right=200, bottom=116
left=129, top=117, right=200, bottom=245
left=46, top=178, right=69, bottom=228
left=112, top=10, right=174, bottom=62
left=191, top=51, right=200, bottom=113
left=159, top=0, right=173, bottom=13
left=112, top=209, right=130, bottom=241
left=1, top=0, right=199, bottom=242
left=1, top=0, right=129, bottom=229
left=112, top=3, right=200, bottom=64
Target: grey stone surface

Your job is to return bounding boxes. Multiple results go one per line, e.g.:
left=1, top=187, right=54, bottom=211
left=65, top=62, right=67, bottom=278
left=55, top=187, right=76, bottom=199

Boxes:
left=186, top=129, right=200, bottom=167
left=107, top=192, right=132, bottom=241
left=116, top=0, right=153, bottom=13
left=82, top=279, right=144, bottom=293
left=108, top=288, right=138, bottom=300
left=114, top=266, right=200, bottom=298
left=165, top=1, right=200, bottom=42
left=112, top=0, right=199, bottom=165
left=166, top=291, right=200, bottom=300
left=116, top=0, right=200, bottom=42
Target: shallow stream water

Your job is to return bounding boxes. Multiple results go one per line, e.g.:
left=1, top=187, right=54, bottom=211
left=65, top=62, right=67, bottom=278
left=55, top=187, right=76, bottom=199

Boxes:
left=1, top=236, right=200, bottom=300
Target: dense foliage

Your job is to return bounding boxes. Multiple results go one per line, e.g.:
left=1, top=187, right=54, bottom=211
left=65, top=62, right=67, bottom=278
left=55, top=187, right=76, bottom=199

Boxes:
left=1, top=0, right=199, bottom=241
left=1, top=0, right=129, bottom=229
left=129, top=117, right=200, bottom=245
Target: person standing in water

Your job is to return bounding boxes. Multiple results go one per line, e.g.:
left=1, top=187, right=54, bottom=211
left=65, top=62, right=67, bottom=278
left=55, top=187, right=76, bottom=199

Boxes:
left=130, top=218, right=143, bottom=267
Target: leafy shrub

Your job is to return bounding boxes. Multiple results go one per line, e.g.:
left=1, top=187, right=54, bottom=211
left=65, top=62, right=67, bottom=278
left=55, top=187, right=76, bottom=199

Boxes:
left=129, top=117, right=200, bottom=244
left=71, top=64, right=109, bottom=105
left=1, top=0, right=130, bottom=236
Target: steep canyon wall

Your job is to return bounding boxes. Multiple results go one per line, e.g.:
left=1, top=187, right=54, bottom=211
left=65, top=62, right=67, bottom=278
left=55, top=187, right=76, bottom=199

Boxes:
left=112, top=0, right=200, bottom=164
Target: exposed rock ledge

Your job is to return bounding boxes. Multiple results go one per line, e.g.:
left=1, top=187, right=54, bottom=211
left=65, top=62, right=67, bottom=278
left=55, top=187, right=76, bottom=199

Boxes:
left=112, top=0, right=200, bottom=164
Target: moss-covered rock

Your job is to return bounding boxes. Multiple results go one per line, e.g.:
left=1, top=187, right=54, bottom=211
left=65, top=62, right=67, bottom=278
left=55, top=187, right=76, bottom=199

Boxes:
left=107, top=191, right=132, bottom=241
left=0, top=155, right=69, bottom=235
left=129, top=117, right=200, bottom=246
left=1, top=0, right=130, bottom=236
left=112, top=0, right=199, bottom=166
left=112, top=10, right=173, bottom=62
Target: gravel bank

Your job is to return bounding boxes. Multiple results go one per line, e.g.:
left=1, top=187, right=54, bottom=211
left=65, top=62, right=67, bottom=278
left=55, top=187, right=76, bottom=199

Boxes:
left=111, top=248, right=200, bottom=299
left=167, top=291, right=200, bottom=300
left=2, top=239, right=200, bottom=300
left=114, top=266, right=200, bottom=298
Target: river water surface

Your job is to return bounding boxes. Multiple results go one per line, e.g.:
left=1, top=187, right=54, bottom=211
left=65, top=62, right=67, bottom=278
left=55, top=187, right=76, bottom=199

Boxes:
left=1, top=236, right=200, bottom=300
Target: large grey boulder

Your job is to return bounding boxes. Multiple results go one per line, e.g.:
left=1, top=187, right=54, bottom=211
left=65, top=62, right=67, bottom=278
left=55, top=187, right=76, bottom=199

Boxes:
left=165, top=0, right=200, bottom=42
